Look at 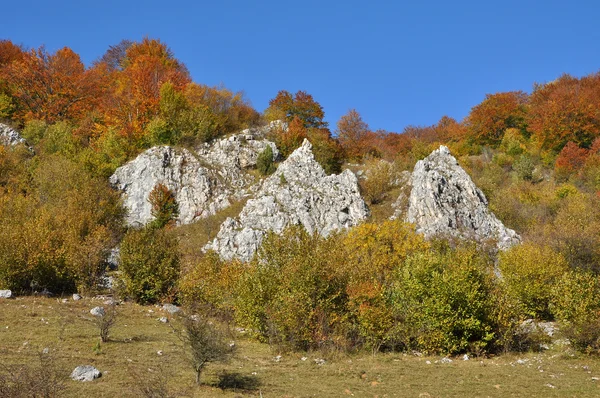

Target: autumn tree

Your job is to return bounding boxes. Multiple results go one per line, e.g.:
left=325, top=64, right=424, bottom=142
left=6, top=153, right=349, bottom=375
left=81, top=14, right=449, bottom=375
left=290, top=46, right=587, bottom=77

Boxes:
left=555, top=141, right=589, bottom=178
left=105, top=38, right=191, bottom=137
left=336, top=109, right=371, bottom=159
left=2, top=46, right=102, bottom=124
left=528, top=73, right=600, bottom=150
left=466, top=91, right=529, bottom=147
left=264, top=90, right=327, bottom=129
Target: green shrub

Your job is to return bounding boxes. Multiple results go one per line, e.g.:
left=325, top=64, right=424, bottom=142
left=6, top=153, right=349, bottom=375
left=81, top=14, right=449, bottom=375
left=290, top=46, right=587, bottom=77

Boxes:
left=119, top=228, right=180, bottom=304
left=513, top=154, right=534, bottom=180
left=498, top=243, right=568, bottom=319
left=235, top=227, right=349, bottom=351
left=389, top=247, right=496, bottom=355
left=256, top=145, right=275, bottom=175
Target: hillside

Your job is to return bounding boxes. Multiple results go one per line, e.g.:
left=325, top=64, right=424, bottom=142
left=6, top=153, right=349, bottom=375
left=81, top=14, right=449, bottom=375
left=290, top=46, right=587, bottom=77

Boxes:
left=1, top=38, right=600, bottom=395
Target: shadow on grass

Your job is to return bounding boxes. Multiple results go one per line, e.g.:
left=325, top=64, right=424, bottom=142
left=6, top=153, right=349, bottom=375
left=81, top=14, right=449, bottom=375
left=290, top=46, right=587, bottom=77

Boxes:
left=215, top=371, right=261, bottom=391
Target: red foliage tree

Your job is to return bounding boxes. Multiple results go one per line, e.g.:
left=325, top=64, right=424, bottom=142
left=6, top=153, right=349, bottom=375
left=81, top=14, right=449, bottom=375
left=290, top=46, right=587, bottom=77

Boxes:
left=555, top=141, right=589, bottom=175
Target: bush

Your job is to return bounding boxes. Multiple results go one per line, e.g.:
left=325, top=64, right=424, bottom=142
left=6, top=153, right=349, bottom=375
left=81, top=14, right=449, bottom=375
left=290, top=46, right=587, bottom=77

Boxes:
left=119, top=228, right=180, bottom=304
left=389, top=247, right=496, bottom=355
left=178, top=251, right=244, bottom=320
left=498, top=243, right=568, bottom=319
left=256, top=145, right=275, bottom=175
left=513, top=154, right=535, bottom=181
left=235, top=227, right=350, bottom=351
left=359, top=159, right=395, bottom=204
left=174, top=313, right=234, bottom=385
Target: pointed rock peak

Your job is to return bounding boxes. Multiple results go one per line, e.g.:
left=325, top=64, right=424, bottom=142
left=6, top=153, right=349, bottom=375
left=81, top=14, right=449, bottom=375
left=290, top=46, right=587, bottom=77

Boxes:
left=205, top=138, right=369, bottom=261
left=406, top=145, right=520, bottom=250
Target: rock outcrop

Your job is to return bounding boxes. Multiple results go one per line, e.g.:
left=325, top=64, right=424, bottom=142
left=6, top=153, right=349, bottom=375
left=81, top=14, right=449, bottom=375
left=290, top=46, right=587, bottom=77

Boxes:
left=109, top=131, right=278, bottom=227
left=206, top=139, right=369, bottom=261
left=0, top=123, right=29, bottom=148
left=405, top=146, right=520, bottom=250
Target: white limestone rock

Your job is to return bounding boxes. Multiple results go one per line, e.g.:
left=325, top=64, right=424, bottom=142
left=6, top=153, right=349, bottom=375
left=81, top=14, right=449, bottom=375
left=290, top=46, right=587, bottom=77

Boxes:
left=206, top=139, right=369, bottom=261
left=0, top=123, right=30, bottom=149
left=70, top=365, right=101, bottom=382
left=109, top=128, right=278, bottom=227
left=406, top=145, right=520, bottom=250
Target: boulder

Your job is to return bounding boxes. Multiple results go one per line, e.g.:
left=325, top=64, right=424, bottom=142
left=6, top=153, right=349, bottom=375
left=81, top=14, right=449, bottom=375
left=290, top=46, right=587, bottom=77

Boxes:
left=405, top=146, right=520, bottom=250
left=70, top=365, right=101, bottom=382
left=0, top=290, right=12, bottom=299
left=162, top=303, right=180, bottom=314
left=206, top=139, right=369, bottom=261
left=90, top=307, right=105, bottom=317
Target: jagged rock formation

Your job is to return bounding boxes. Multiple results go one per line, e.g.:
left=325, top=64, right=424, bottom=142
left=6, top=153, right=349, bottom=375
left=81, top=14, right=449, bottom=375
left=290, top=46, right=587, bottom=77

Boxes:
left=0, top=123, right=29, bottom=148
left=206, top=139, right=369, bottom=261
left=405, top=145, right=520, bottom=250
left=109, top=130, right=278, bottom=227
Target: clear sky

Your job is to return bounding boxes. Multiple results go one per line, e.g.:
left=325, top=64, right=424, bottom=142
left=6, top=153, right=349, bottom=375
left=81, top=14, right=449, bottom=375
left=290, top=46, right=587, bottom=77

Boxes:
left=3, top=0, right=600, bottom=132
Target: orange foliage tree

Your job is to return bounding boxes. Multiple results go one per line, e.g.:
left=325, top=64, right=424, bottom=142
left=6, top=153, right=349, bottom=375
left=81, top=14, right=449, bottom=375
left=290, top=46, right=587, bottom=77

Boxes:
left=528, top=74, right=600, bottom=150
left=466, top=91, right=529, bottom=147
left=2, top=46, right=103, bottom=124
left=103, top=38, right=191, bottom=137
left=336, top=109, right=372, bottom=160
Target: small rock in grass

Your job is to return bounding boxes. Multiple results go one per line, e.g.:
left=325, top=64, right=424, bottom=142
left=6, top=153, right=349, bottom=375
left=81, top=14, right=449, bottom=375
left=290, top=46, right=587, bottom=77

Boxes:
left=314, top=358, right=326, bottom=366
left=0, top=290, right=12, bottom=299
left=90, top=307, right=105, bottom=317
left=162, top=304, right=180, bottom=314
left=273, top=355, right=282, bottom=362
left=72, top=293, right=82, bottom=301
left=71, top=365, right=101, bottom=382
left=440, top=357, right=453, bottom=364
left=158, top=317, right=168, bottom=323
left=463, top=354, right=470, bottom=361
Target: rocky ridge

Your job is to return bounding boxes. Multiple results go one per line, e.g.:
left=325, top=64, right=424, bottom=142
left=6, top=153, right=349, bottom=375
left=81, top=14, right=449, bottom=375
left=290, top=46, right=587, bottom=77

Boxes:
left=205, top=139, right=369, bottom=261
left=403, top=145, right=520, bottom=250
left=109, top=125, right=279, bottom=227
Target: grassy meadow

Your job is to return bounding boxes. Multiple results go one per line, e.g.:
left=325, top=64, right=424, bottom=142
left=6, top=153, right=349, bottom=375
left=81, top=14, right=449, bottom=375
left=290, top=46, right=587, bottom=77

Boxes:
left=1, top=296, right=600, bottom=397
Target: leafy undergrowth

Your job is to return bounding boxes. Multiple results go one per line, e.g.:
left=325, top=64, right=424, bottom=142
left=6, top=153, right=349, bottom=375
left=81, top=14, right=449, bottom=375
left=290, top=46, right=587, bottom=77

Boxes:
left=1, top=297, right=600, bottom=397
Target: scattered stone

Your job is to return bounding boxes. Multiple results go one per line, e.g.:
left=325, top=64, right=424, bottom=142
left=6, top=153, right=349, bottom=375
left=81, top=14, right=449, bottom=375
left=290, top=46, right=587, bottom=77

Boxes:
left=462, top=354, right=470, bottom=361
left=440, top=357, right=453, bottom=364
left=314, top=358, right=326, bottom=366
left=0, top=290, right=13, bottom=299
left=70, top=365, right=101, bottom=382
left=72, top=294, right=82, bottom=301
left=425, top=360, right=432, bottom=365
left=592, top=377, right=599, bottom=381
left=61, top=299, right=68, bottom=303
left=301, top=357, right=308, bottom=361
left=158, top=317, right=168, bottom=323
left=405, top=145, right=520, bottom=250
left=516, top=359, right=529, bottom=365
left=157, top=350, right=163, bottom=356
left=162, top=304, right=180, bottom=314
left=42, top=347, right=49, bottom=354
left=545, top=383, right=556, bottom=389
left=206, top=139, right=369, bottom=261
left=273, top=355, right=282, bottom=362
left=90, top=307, right=105, bottom=317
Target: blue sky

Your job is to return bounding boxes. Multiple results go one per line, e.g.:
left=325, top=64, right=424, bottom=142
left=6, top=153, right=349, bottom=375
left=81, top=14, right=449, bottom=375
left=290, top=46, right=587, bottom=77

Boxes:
left=3, top=1, right=600, bottom=132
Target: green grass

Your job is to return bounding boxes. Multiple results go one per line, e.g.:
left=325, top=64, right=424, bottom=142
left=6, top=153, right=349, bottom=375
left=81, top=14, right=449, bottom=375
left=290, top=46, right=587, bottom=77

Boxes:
left=1, top=296, right=600, bottom=397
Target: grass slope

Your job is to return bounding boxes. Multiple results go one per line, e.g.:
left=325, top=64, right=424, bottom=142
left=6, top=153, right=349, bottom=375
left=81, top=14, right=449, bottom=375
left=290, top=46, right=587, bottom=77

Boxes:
left=1, top=297, right=600, bottom=397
